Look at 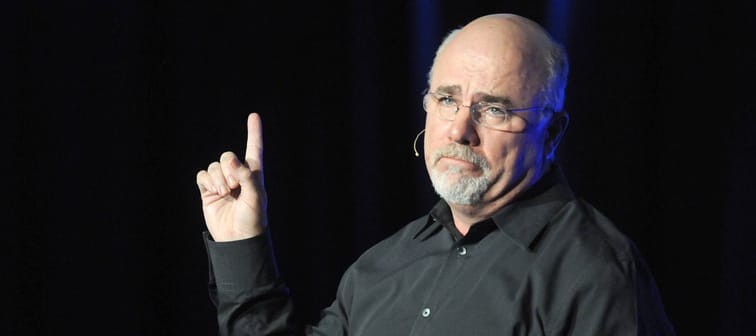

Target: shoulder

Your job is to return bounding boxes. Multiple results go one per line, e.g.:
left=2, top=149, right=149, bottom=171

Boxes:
left=544, top=198, right=637, bottom=266
left=533, top=196, right=660, bottom=302
left=536, top=199, right=675, bottom=334
left=531, top=197, right=646, bottom=303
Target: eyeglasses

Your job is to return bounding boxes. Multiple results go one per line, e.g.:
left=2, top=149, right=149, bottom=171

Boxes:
left=422, top=91, right=546, bottom=133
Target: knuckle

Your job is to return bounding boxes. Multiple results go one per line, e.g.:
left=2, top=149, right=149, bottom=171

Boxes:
left=237, top=167, right=253, bottom=180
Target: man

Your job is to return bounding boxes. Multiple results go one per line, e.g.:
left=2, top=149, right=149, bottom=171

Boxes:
left=196, top=13, right=675, bottom=335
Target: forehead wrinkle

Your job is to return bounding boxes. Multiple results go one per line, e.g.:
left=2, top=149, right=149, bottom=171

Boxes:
left=432, top=44, right=542, bottom=107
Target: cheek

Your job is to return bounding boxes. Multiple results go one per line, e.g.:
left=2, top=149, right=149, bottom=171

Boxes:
left=423, top=116, right=444, bottom=155
left=484, top=134, right=545, bottom=173
left=516, top=133, right=548, bottom=167
left=423, top=119, right=440, bottom=166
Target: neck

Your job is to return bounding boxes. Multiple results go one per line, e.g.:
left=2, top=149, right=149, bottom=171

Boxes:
left=449, top=165, right=552, bottom=235
left=449, top=192, right=516, bottom=235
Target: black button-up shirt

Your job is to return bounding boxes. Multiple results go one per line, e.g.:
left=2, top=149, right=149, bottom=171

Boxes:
left=204, top=169, right=676, bottom=335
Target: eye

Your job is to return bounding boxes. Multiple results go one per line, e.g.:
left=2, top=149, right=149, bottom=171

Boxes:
left=436, top=95, right=457, bottom=106
left=480, top=104, right=512, bottom=119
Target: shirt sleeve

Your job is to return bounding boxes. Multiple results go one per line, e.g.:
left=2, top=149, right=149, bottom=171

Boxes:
left=203, top=232, right=352, bottom=336
left=203, top=231, right=298, bottom=335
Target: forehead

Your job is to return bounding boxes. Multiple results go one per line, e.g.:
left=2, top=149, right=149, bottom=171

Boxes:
left=430, top=20, right=548, bottom=105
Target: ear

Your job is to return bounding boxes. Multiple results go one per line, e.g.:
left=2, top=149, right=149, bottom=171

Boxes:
left=545, top=111, right=570, bottom=162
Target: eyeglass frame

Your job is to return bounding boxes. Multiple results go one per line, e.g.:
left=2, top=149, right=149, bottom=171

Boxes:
left=421, top=89, right=550, bottom=133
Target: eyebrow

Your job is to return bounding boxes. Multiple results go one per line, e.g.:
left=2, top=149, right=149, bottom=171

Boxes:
left=477, top=94, right=513, bottom=106
left=433, top=85, right=514, bottom=106
left=435, top=85, right=462, bottom=95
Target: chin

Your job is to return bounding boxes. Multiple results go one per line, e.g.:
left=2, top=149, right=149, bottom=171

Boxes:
left=430, top=169, right=490, bottom=205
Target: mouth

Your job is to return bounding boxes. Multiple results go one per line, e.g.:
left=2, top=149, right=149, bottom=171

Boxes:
left=439, top=156, right=474, bottom=165
left=436, top=156, right=479, bottom=171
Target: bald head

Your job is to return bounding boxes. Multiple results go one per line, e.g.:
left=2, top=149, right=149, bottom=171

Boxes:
left=429, top=14, right=568, bottom=112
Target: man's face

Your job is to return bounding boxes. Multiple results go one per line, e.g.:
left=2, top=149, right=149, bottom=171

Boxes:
left=424, top=20, right=553, bottom=206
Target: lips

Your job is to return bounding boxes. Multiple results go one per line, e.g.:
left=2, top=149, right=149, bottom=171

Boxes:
left=436, top=156, right=480, bottom=172
left=439, top=155, right=474, bottom=165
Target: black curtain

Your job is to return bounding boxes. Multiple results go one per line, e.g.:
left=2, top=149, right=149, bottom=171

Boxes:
left=6, top=0, right=755, bottom=334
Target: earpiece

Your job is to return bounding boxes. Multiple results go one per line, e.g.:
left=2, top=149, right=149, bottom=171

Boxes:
left=413, top=129, right=425, bottom=157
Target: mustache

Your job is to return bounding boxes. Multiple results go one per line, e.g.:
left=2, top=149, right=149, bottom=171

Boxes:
left=431, top=144, right=489, bottom=170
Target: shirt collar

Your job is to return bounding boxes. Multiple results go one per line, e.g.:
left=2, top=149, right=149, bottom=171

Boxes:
left=423, top=165, right=575, bottom=250
left=491, top=167, right=575, bottom=250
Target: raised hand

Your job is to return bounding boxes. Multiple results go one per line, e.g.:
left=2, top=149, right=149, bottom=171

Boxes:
left=196, top=113, right=268, bottom=242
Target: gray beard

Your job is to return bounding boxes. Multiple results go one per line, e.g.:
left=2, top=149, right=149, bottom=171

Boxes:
left=430, top=165, right=490, bottom=205
left=429, top=144, right=491, bottom=205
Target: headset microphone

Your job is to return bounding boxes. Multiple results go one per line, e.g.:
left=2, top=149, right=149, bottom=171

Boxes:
left=413, top=129, right=425, bottom=157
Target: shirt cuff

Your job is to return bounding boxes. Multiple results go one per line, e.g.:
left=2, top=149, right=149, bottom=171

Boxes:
left=203, top=231, right=279, bottom=292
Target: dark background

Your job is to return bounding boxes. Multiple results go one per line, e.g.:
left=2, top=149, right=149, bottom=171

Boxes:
left=5, top=0, right=755, bottom=334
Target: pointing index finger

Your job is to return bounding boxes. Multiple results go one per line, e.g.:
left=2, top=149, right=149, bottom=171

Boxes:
left=245, top=113, right=263, bottom=170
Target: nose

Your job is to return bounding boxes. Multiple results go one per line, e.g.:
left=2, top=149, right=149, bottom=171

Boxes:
left=447, top=105, right=480, bottom=146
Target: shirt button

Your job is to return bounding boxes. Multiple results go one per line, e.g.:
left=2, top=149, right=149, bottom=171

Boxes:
left=457, top=246, right=467, bottom=256
left=421, top=308, right=431, bottom=317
